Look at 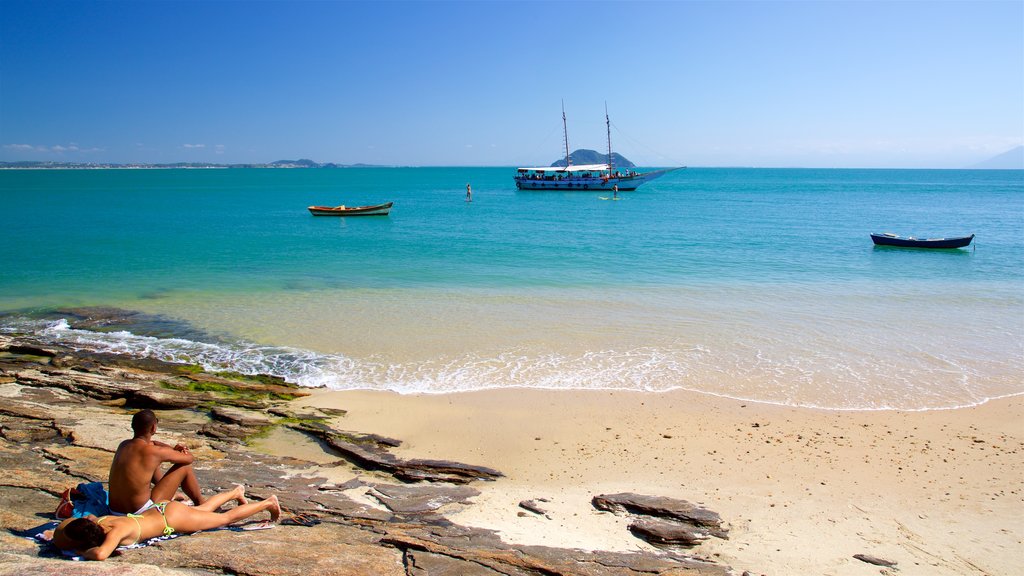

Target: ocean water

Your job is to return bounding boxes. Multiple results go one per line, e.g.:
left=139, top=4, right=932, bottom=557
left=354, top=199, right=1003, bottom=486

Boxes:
left=1, top=167, right=1021, bottom=410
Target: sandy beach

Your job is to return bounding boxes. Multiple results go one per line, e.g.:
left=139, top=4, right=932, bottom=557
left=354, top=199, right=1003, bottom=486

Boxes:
left=288, top=388, right=1024, bottom=576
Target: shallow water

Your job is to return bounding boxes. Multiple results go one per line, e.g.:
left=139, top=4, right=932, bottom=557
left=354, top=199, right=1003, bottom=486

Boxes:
left=2, top=167, right=1021, bottom=409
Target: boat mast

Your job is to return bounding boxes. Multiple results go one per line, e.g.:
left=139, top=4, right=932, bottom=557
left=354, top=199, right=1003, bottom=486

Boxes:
left=562, top=100, right=572, bottom=168
left=605, top=102, right=613, bottom=177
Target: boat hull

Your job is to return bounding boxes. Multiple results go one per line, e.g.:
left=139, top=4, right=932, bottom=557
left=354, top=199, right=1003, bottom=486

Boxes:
left=308, top=202, right=393, bottom=216
left=514, top=169, right=676, bottom=191
left=870, top=233, right=974, bottom=249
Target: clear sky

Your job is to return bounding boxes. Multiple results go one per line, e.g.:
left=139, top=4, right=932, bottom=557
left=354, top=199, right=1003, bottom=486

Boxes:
left=1, top=0, right=1022, bottom=168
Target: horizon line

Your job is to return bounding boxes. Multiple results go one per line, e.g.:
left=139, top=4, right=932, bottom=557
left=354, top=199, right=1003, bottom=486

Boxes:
left=1, top=161, right=1022, bottom=171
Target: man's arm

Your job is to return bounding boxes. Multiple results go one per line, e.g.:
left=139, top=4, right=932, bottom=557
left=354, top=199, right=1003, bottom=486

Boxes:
left=149, top=444, right=194, bottom=465
left=152, top=440, right=191, bottom=453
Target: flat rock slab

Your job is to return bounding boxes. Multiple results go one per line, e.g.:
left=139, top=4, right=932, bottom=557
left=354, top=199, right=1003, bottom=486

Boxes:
left=629, top=517, right=711, bottom=548
left=183, top=372, right=310, bottom=401
left=125, top=522, right=406, bottom=576
left=368, top=483, right=480, bottom=515
left=291, top=421, right=503, bottom=484
left=381, top=525, right=734, bottom=576
left=8, top=366, right=202, bottom=411
left=210, top=406, right=273, bottom=427
left=201, top=407, right=277, bottom=442
left=53, top=411, right=132, bottom=453
left=0, top=394, right=56, bottom=421
left=0, top=486, right=59, bottom=532
left=0, top=553, right=209, bottom=576
left=40, top=445, right=113, bottom=483
left=518, top=499, right=550, bottom=517
left=592, top=492, right=728, bottom=539
left=854, top=554, right=898, bottom=567
left=396, top=459, right=504, bottom=484
left=406, top=549, right=509, bottom=576
left=13, top=307, right=220, bottom=344
left=268, top=406, right=346, bottom=420
left=0, top=439, right=83, bottom=496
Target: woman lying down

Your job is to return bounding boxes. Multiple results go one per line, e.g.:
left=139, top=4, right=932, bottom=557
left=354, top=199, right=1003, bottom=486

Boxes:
left=51, top=485, right=280, bottom=561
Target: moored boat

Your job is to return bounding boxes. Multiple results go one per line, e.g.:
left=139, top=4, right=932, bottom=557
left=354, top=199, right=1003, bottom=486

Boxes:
left=515, top=104, right=680, bottom=191
left=870, top=232, right=974, bottom=249
left=308, top=202, right=393, bottom=216
left=515, top=164, right=676, bottom=191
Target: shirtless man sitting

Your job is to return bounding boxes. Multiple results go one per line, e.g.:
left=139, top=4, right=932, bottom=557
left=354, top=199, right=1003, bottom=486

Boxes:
left=108, top=409, right=206, bottom=515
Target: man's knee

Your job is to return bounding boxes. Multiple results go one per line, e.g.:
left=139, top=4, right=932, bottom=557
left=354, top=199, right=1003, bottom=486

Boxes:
left=166, top=462, right=194, bottom=474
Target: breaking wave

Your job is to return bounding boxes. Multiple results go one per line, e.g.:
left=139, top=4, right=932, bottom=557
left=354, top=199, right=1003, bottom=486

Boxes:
left=2, top=315, right=1021, bottom=411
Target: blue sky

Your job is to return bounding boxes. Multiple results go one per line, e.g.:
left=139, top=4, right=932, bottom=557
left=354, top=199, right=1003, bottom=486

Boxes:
left=2, top=1, right=1021, bottom=168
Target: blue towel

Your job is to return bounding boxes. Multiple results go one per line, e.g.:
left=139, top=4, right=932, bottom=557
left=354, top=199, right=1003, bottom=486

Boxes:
left=71, top=482, right=111, bottom=518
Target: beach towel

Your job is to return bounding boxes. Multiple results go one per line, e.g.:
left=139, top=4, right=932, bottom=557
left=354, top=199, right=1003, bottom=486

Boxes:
left=55, top=482, right=111, bottom=519
left=24, top=519, right=273, bottom=561
left=26, top=521, right=182, bottom=560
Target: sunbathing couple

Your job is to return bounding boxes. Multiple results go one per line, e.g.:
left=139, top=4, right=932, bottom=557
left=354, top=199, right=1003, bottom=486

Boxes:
left=53, top=409, right=280, bottom=560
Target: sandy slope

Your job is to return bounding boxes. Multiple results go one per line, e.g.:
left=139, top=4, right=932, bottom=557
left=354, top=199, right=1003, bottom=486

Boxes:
left=295, top=389, right=1023, bottom=576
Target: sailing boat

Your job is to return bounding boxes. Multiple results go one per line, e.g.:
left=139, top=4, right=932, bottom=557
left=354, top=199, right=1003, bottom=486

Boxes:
left=514, top=103, right=680, bottom=191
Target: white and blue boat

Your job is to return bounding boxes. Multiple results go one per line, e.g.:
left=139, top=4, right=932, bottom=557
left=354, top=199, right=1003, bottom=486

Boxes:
left=515, top=104, right=679, bottom=191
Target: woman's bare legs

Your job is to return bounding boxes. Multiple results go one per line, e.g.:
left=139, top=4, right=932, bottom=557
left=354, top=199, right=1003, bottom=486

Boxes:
left=165, top=495, right=280, bottom=533
left=194, top=485, right=247, bottom=512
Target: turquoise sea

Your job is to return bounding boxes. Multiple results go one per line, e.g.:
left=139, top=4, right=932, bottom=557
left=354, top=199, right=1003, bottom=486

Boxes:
left=1, top=167, right=1022, bottom=410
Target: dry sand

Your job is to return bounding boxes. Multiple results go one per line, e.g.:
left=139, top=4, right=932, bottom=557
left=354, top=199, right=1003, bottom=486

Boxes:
left=287, top=389, right=1023, bottom=576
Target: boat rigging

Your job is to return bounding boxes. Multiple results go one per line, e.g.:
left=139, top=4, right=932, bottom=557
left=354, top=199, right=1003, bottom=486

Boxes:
left=514, top=104, right=680, bottom=191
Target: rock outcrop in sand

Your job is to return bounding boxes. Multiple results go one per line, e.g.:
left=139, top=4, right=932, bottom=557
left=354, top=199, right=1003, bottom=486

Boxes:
left=0, top=331, right=738, bottom=576
left=592, top=492, right=729, bottom=548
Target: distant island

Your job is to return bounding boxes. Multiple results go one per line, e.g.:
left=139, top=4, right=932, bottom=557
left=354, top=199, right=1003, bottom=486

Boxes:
left=0, top=159, right=383, bottom=170
left=551, top=149, right=636, bottom=168
left=969, top=146, right=1024, bottom=169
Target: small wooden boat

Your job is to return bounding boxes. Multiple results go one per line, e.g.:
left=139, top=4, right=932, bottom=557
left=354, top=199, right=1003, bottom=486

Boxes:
left=870, top=232, right=974, bottom=249
left=308, top=202, right=393, bottom=216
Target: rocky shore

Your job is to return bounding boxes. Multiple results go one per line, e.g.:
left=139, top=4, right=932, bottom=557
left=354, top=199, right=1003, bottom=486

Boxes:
left=0, top=331, right=741, bottom=575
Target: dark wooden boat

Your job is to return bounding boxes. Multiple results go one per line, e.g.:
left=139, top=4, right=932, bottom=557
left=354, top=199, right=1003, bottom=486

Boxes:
left=870, top=232, right=974, bottom=249
left=308, top=202, right=393, bottom=216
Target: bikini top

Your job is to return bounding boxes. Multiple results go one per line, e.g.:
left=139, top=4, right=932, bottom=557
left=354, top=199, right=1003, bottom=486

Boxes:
left=96, top=513, right=143, bottom=546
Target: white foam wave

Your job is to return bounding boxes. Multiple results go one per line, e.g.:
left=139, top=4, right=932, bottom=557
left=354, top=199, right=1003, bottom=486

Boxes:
left=3, top=316, right=1021, bottom=411
left=2, top=317, right=344, bottom=387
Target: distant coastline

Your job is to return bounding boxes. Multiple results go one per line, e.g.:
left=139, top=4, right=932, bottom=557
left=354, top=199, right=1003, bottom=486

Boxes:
left=4, top=163, right=1021, bottom=171
left=0, top=159, right=384, bottom=170
left=3, top=149, right=1023, bottom=171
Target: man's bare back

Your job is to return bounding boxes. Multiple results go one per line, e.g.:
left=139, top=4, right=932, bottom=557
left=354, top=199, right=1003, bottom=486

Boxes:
left=108, top=410, right=203, bottom=514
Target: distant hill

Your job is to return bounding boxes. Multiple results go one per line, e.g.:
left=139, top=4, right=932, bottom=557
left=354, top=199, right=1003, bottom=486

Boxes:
left=551, top=149, right=636, bottom=168
left=0, top=159, right=384, bottom=169
left=270, top=158, right=320, bottom=167
left=970, top=146, right=1024, bottom=169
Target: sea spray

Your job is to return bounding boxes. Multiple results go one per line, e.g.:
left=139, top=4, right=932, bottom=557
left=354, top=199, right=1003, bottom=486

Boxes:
left=2, top=315, right=1019, bottom=411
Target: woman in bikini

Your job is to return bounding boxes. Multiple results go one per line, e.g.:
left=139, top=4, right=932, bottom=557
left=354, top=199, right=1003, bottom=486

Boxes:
left=51, top=485, right=280, bottom=561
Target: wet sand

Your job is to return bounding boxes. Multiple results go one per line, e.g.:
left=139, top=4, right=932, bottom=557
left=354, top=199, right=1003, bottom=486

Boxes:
left=287, top=388, right=1023, bottom=576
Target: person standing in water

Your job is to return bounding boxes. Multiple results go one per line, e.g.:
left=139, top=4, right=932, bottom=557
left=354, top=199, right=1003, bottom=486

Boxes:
left=613, top=184, right=619, bottom=199
left=466, top=183, right=472, bottom=202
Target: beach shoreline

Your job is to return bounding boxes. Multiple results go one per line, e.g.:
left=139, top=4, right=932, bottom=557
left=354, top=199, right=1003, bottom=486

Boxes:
left=288, top=387, right=1023, bottom=575
left=1, top=332, right=1021, bottom=575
